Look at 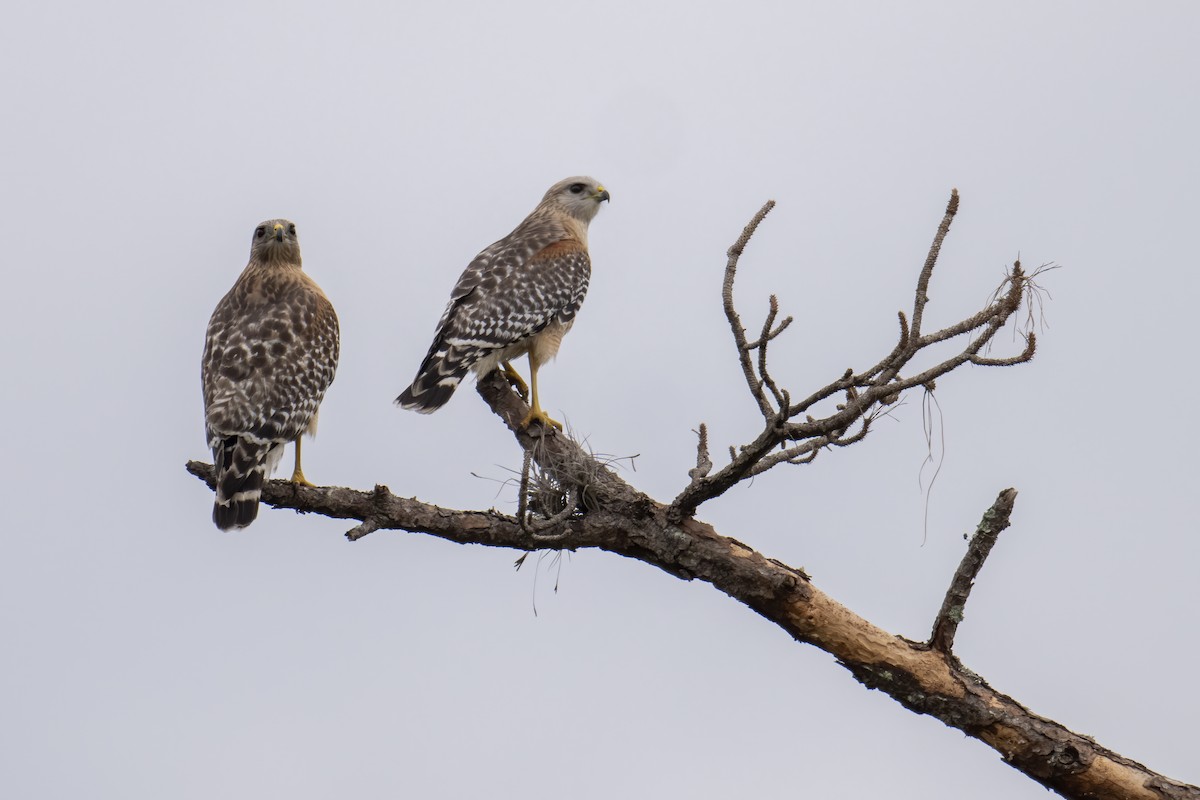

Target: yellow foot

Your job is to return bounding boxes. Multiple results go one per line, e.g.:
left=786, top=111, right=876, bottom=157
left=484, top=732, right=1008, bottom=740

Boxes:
left=290, top=468, right=315, bottom=487
left=501, top=362, right=529, bottom=401
left=520, top=406, right=563, bottom=431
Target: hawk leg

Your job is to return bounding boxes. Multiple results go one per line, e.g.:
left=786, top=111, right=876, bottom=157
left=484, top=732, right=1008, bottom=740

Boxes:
left=519, top=355, right=563, bottom=431
left=290, top=435, right=314, bottom=486
left=501, top=361, right=529, bottom=401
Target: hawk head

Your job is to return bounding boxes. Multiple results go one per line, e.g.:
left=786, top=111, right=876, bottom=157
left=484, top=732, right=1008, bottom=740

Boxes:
left=542, top=176, right=610, bottom=224
left=250, top=219, right=301, bottom=265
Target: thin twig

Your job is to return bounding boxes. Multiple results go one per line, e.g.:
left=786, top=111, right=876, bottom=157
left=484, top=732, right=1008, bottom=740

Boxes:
left=970, top=333, right=1036, bottom=366
left=346, top=518, right=381, bottom=541
left=688, top=424, right=713, bottom=481
left=930, top=488, right=1019, bottom=653
left=723, top=200, right=777, bottom=419
left=756, top=295, right=788, bottom=411
left=910, top=188, right=960, bottom=339
left=743, top=313, right=794, bottom=350
left=749, top=437, right=824, bottom=475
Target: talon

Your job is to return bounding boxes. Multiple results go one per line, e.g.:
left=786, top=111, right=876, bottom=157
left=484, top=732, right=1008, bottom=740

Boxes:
left=501, top=362, right=529, bottom=401
left=520, top=407, right=563, bottom=431
left=290, top=468, right=315, bottom=488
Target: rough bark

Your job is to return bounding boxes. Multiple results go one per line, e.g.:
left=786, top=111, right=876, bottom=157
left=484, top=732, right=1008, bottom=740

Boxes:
left=186, top=194, right=1194, bottom=799
left=930, top=487, right=1018, bottom=653
left=185, top=374, right=1197, bottom=800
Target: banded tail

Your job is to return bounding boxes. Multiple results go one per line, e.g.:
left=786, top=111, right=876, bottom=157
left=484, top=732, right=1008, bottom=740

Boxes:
left=211, top=436, right=282, bottom=530
left=396, top=345, right=477, bottom=413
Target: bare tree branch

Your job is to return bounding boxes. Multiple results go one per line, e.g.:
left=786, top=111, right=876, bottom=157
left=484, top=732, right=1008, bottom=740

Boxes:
left=667, top=193, right=1034, bottom=523
left=184, top=195, right=1197, bottom=798
left=722, top=200, right=778, bottom=420
left=742, top=297, right=794, bottom=350
left=910, top=187, right=960, bottom=338
left=186, top=460, right=540, bottom=547
left=755, top=295, right=789, bottom=410
left=971, top=333, right=1037, bottom=366
left=688, top=423, right=712, bottom=482
left=185, top=444, right=1197, bottom=799
left=930, top=488, right=1018, bottom=653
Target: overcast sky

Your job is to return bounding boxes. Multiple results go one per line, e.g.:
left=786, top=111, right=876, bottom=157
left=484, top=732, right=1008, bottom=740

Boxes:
left=2, top=2, right=1197, bottom=797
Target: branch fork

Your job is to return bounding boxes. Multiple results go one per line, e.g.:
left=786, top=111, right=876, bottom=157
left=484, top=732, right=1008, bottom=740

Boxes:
left=668, top=190, right=1037, bottom=523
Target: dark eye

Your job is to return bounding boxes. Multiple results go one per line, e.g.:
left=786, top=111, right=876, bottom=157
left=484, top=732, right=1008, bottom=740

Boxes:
left=255, top=227, right=265, bottom=238
left=569, top=183, right=585, bottom=194
left=287, top=224, right=296, bottom=235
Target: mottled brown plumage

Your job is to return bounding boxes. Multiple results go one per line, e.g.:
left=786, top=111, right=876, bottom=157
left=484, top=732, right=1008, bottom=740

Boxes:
left=397, top=176, right=609, bottom=428
left=202, top=220, right=339, bottom=529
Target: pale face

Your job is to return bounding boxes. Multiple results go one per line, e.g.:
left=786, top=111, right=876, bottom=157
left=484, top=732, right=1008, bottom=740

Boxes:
left=544, top=177, right=610, bottom=222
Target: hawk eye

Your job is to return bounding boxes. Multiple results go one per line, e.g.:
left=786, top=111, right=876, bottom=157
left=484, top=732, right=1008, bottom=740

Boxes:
left=287, top=224, right=296, bottom=235
left=568, top=183, right=585, bottom=194
left=255, top=227, right=265, bottom=238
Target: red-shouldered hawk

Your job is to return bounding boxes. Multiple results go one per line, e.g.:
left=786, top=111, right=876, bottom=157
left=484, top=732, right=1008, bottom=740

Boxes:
left=201, top=219, right=340, bottom=530
left=396, top=176, right=609, bottom=429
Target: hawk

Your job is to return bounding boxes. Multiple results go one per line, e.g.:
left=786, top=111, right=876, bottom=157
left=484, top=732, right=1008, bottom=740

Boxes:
left=201, top=219, right=340, bottom=530
left=397, top=176, right=610, bottom=429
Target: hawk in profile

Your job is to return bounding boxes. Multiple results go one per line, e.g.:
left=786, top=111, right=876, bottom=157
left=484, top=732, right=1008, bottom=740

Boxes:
left=397, top=176, right=610, bottom=429
left=201, top=219, right=340, bottom=530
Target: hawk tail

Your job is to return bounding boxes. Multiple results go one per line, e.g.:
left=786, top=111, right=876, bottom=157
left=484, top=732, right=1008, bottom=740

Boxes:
left=211, top=436, right=278, bottom=530
left=396, top=346, right=475, bottom=413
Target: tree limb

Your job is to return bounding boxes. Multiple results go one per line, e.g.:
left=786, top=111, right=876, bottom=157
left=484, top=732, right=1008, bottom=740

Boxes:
left=930, top=487, right=1018, bottom=653
left=910, top=187, right=960, bottom=339
left=668, top=193, right=1034, bottom=522
left=183, top=195, right=1194, bottom=798
left=723, top=200, right=778, bottom=420
left=687, top=423, right=712, bottom=482
left=185, top=441, right=1198, bottom=798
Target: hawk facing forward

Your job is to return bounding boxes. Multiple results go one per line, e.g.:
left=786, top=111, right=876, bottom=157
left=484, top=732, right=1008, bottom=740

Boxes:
left=202, top=220, right=340, bottom=530
left=397, top=176, right=609, bottom=428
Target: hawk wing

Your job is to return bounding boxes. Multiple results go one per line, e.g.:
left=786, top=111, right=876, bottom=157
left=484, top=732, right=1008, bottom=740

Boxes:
left=397, top=219, right=590, bottom=412
left=203, top=270, right=339, bottom=444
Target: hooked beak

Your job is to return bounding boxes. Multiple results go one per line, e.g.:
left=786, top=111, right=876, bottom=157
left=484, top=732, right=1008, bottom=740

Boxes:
left=273, top=223, right=284, bottom=242
left=595, top=186, right=611, bottom=203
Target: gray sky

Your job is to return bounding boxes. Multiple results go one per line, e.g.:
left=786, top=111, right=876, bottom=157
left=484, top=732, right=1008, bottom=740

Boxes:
left=2, top=1, right=1197, bottom=797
